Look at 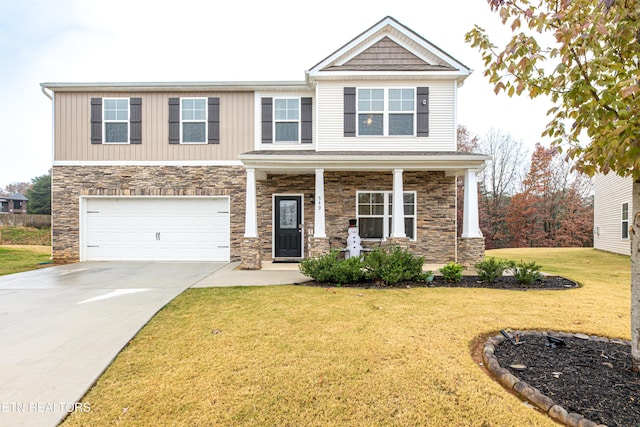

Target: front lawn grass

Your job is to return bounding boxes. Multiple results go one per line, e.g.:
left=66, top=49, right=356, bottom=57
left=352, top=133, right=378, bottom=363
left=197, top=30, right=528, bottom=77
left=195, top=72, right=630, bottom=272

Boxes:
left=0, top=246, right=52, bottom=276
left=62, top=248, right=630, bottom=426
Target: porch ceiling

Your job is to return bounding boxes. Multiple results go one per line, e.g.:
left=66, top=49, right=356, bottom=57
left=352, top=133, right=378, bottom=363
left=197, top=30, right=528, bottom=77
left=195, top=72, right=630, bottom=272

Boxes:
left=239, top=150, right=490, bottom=177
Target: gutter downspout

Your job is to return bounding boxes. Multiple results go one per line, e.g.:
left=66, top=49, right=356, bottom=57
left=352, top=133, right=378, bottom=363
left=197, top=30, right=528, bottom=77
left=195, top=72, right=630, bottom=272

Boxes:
left=40, top=84, right=54, bottom=262
left=40, top=84, right=52, bottom=100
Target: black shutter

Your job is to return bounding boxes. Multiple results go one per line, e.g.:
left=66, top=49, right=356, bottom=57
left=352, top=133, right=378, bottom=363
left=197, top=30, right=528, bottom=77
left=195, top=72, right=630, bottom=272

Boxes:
left=208, top=97, right=220, bottom=144
left=90, top=98, right=102, bottom=144
left=417, top=87, right=429, bottom=137
left=261, top=97, right=273, bottom=144
left=168, top=98, right=180, bottom=144
left=130, top=98, right=142, bottom=144
left=301, top=97, right=312, bottom=144
left=343, top=87, right=356, bottom=137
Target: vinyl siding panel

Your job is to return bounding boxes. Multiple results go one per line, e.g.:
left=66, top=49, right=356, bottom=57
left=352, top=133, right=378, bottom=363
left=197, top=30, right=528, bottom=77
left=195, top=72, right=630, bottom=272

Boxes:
left=593, top=172, right=632, bottom=255
left=54, top=91, right=254, bottom=162
left=315, top=81, right=456, bottom=151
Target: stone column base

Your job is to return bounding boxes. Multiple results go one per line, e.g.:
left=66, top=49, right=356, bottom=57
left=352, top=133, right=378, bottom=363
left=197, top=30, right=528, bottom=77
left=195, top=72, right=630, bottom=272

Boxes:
left=458, top=237, right=485, bottom=268
left=309, top=237, right=330, bottom=258
left=240, top=237, right=262, bottom=270
left=382, top=237, right=411, bottom=250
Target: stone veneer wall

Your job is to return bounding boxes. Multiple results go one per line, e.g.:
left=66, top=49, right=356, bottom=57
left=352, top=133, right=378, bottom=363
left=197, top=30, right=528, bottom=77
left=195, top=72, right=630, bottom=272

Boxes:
left=52, top=165, right=246, bottom=263
left=256, top=171, right=456, bottom=263
left=458, top=237, right=485, bottom=268
left=53, top=166, right=460, bottom=264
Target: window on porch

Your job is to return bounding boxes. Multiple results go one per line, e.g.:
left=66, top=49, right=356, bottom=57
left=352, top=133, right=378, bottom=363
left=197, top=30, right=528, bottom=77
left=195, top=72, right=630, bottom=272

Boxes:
left=357, top=191, right=416, bottom=240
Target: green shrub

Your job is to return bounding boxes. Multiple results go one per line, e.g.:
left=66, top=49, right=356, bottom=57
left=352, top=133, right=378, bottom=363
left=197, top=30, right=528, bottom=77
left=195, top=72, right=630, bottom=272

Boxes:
left=331, top=255, right=367, bottom=284
left=299, top=250, right=365, bottom=284
left=300, top=246, right=429, bottom=286
left=439, top=262, right=464, bottom=282
left=475, top=257, right=510, bottom=283
left=364, top=245, right=425, bottom=285
left=510, top=260, right=544, bottom=285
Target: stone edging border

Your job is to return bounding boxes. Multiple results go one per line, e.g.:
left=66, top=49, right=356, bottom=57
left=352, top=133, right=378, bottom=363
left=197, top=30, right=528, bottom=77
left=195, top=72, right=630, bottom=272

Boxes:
left=482, top=330, right=630, bottom=427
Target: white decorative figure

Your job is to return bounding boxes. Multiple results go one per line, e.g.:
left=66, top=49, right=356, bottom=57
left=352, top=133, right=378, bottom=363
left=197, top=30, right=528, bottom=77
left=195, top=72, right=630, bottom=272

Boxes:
left=345, top=226, right=363, bottom=259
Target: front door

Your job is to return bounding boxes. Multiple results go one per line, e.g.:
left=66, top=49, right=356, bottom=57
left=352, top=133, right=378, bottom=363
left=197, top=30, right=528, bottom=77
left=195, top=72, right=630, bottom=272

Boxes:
left=274, top=195, right=302, bottom=258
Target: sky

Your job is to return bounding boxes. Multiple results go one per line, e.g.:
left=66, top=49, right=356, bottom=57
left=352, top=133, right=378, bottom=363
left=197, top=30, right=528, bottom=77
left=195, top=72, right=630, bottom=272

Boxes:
left=0, top=0, right=555, bottom=190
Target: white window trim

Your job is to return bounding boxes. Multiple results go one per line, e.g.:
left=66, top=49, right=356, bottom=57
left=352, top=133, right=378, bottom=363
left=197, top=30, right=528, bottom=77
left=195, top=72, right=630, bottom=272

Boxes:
left=356, top=190, right=417, bottom=241
left=622, top=201, right=630, bottom=240
left=273, top=97, right=301, bottom=144
left=356, top=88, right=416, bottom=137
left=180, top=97, right=208, bottom=144
left=103, top=97, right=130, bottom=144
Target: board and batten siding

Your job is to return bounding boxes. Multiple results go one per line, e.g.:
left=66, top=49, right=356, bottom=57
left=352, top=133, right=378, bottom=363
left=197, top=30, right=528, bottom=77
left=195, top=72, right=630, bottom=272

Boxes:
left=315, top=81, right=457, bottom=151
left=593, top=172, right=632, bottom=255
left=54, top=91, right=254, bottom=162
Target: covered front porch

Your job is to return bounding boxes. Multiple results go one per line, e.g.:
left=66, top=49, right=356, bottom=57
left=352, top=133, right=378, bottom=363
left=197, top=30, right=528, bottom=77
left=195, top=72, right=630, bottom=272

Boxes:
left=238, top=151, right=489, bottom=269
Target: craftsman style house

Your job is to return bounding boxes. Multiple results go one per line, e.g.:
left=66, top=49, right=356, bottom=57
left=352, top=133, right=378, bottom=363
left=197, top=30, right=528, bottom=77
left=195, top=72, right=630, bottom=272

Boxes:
left=42, top=16, right=489, bottom=269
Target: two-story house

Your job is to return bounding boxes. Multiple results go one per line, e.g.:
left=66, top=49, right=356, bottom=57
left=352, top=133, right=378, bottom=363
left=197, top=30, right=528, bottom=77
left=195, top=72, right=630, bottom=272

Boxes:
left=41, top=16, right=489, bottom=269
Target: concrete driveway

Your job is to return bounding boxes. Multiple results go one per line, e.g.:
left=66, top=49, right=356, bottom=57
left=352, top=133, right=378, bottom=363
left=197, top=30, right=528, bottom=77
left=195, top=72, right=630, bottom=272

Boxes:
left=0, top=262, right=225, bottom=427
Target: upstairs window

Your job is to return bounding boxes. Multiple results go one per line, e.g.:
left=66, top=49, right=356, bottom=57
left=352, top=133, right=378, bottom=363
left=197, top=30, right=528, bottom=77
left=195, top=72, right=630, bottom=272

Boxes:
left=181, top=98, right=207, bottom=143
left=103, top=98, right=129, bottom=143
left=261, top=97, right=312, bottom=144
left=274, top=98, right=300, bottom=142
left=388, top=89, right=415, bottom=135
left=357, top=88, right=415, bottom=136
left=622, top=202, right=629, bottom=239
left=358, top=89, right=384, bottom=135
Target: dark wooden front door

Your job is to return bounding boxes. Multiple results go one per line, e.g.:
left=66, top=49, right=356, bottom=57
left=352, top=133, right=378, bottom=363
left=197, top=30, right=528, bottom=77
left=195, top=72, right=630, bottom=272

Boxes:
left=274, top=195, right=302, bottom=258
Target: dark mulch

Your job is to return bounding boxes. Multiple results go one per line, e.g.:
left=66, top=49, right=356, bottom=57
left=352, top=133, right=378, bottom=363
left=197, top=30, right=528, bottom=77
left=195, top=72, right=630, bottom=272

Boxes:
left=493, top=332, right=640, bottom=427
left=298, top=275, right=579, bottom=290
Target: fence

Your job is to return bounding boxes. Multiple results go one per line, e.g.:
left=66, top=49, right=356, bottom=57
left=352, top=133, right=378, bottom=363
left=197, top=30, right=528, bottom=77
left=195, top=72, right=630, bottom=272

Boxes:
left=0, top=214, right=51, bottom=228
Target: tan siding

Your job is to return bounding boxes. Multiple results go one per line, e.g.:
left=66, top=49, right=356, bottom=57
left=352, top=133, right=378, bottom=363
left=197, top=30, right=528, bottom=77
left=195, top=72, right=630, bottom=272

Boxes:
left=593, top=172, right=632, bottom=255
left=54, top=91, right=254, bottom=162
left=315, top=81, right=456, bottom=151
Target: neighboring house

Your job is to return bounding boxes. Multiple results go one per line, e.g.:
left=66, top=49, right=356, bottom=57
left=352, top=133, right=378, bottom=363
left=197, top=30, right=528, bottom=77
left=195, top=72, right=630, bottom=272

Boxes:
left=0, top=193, right=28, bottom=214
left=594, top=172, right=632, bottom=255
left=41, top=16, right=489, bottom=268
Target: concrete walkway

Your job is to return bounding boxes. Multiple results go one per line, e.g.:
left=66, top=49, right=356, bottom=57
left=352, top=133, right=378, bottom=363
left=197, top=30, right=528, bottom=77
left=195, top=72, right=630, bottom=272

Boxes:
left=192, top=261, right=309, bottom=287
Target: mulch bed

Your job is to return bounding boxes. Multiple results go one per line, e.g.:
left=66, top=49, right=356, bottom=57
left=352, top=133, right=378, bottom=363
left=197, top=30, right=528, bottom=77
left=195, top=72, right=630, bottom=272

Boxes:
left=492, top=332, right=640, bottom=426
left=298, top=275, right=579, bottom=290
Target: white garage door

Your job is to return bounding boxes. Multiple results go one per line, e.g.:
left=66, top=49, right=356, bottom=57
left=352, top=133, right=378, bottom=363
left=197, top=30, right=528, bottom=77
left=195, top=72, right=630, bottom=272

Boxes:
left=83, top=197, right=230, bottom=262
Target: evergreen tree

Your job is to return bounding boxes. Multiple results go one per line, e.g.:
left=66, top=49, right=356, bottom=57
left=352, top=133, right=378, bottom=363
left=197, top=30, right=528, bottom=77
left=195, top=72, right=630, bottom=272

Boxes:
left=26, top=172, right=51, bottom=215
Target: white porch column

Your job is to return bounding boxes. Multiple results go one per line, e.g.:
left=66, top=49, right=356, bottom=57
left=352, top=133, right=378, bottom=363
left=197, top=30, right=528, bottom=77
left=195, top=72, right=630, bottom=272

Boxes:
left=244, top=168, right=258, bottom=238
left=391, top=168, right=406, bottom=238
left=462, top=169, right=483, bottom=238
left=314, top=168, right=326, bottom=238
